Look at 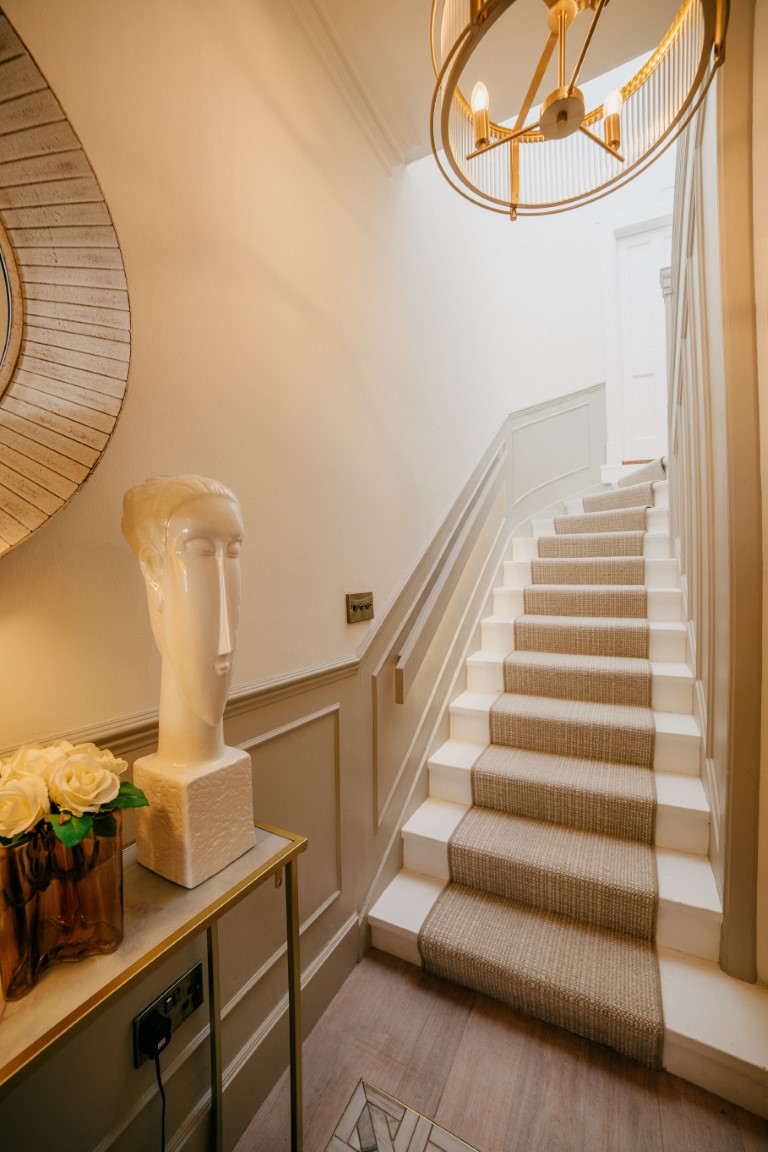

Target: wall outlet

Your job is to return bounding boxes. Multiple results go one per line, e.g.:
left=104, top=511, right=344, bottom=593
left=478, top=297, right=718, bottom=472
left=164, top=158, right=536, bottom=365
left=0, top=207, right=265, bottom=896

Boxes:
left=346, top=592, right=374, bottom=623
left=132, top=961, right=204, bottom=1067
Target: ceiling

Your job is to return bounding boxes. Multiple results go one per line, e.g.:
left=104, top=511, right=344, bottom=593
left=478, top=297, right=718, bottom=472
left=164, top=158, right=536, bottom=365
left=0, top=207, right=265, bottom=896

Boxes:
left=293, top=0, right=682, bottom=166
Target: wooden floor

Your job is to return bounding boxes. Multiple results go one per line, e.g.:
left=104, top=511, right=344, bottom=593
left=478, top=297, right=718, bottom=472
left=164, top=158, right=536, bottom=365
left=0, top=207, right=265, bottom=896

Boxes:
left=236, top=950, right=768, bottom=1152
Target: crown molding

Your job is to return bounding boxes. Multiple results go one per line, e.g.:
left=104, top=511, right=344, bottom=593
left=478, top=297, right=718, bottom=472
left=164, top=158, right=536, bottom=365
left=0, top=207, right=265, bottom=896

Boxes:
left=284, top=0, right=407, bottom=173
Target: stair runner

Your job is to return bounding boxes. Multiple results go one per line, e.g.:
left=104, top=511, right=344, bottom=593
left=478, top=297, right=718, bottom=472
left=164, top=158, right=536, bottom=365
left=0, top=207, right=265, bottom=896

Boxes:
left=418, top=464, right=666, bottom=1068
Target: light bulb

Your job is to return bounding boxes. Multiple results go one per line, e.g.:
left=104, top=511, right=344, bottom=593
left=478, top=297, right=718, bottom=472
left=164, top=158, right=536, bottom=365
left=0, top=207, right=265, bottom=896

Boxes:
left=470, top=81, right=490, bottom=150
left=471, top=81, right=490, bottom=114
left=603, top=88, right=623, bottom=152
left=603, top=88, right=623, bottom=118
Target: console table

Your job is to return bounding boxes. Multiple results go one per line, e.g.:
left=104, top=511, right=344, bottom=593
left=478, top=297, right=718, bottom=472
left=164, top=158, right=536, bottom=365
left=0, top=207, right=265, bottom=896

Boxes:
left=0, top=823, right=309, bottom=1152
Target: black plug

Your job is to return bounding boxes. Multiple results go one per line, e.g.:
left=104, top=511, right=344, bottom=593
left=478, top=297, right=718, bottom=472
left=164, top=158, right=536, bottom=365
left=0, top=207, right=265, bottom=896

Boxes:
left=138, top=1009, right=172, bottom=1060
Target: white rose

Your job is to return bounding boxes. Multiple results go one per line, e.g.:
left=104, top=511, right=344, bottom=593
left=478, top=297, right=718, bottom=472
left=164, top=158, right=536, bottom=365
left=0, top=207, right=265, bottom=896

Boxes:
left=0, top=774, right=50, bottom=839
left=3, top=741, right=74, bottom=784
left=66, top=743, right=128, bottom=777
left=48, top=753, right=121, bottom=817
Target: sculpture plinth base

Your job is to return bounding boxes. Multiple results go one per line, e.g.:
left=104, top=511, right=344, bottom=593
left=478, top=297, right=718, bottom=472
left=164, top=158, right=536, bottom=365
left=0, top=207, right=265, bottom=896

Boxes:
left=133, top=749, right=255, bottom=888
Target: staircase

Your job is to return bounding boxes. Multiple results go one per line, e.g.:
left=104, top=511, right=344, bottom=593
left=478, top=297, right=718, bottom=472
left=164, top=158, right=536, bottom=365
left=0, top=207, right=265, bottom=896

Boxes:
left=369, top=464, right=768, bottom=1113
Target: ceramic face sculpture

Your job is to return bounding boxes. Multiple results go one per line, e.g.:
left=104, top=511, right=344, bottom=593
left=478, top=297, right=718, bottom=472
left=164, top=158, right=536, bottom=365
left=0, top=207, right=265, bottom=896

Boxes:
left=122, top=476, right=244, bottom=767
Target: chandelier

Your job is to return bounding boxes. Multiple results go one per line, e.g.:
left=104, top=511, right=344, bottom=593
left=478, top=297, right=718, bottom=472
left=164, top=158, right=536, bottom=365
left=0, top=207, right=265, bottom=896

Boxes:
left=430, top=0, right=729, bottom=218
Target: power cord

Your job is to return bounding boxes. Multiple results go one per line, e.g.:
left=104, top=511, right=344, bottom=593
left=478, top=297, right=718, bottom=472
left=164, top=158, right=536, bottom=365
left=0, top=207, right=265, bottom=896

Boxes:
left=138, top=1010, right=172, bottom=1152
left=154, top=1054, right=167, bottom=1152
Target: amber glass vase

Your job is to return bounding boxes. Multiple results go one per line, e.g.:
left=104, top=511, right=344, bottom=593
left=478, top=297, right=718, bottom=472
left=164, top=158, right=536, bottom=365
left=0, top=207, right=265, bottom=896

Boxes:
left=0, top=832, right=50, bottom=1000
left=0, top=812, right=123, bottom=1001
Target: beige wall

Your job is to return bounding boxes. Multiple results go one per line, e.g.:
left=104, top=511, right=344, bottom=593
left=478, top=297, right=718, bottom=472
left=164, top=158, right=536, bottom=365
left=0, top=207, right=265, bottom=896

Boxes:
left=0, top=0, right=671, bottom=754
left=0, top=1, right=677, bottom=1147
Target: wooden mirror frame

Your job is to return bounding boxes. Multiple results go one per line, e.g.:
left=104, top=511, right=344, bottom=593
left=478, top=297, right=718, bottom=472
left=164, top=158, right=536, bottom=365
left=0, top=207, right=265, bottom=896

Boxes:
left=0, top=8, right=131, bottom=558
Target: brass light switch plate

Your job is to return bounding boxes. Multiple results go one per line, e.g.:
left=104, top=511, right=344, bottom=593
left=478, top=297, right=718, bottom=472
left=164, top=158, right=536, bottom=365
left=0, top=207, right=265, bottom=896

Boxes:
left=346, top=592, right=374, bottom=623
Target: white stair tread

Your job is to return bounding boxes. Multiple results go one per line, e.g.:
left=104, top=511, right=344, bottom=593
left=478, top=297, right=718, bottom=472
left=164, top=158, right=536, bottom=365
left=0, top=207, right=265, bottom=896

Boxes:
left=510, top=531, right=671, bottom=561
left=492, top=587, right=682, bottom=624
left=403, top=797, right=468, bottom=842
left=450, top=691, right=699, bottom=737
left=468, top=651, right=691, bottom=681
left=655, top=771, right=709, bottom=812
left=400, top=798, right=720, bottom=920
left=429, top=739, right=485, bottom=771
left=656, top=847, right=722, bottom=913
left=659, top=947, right=768, bottom=1075
left=368, top=869, right=445, bottom=941
left=504, top=557, right=679, bottom=588
left=429, top=737, right=708, bottom=810
left=450, top=691, right=501, bottom=714
left=654, top=710, right=700, bottom=738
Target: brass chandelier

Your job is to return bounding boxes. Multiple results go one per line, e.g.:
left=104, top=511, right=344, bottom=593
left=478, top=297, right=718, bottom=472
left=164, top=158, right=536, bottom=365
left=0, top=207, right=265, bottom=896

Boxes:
left=430, top=0, right=729, bottom=218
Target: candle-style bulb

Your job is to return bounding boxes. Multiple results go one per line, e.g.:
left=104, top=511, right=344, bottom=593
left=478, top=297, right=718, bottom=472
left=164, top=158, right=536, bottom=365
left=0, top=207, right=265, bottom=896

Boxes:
left=471, top=81, right=490, bottom=113
left=603, top=88, right=623, bottom=118
left=603, top=88, right=623, bottom=151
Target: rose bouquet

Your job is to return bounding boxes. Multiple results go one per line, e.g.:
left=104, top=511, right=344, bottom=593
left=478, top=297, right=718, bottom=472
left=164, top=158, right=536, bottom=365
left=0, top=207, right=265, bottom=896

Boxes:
left=0, top=740, right=148, bottom=847
left=0, top=742, right=148, bottom=999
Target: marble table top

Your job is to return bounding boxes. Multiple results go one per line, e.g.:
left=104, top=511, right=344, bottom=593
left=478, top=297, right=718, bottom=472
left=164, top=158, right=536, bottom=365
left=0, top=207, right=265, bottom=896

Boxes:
left=0, top=825, right=302, bottom=1092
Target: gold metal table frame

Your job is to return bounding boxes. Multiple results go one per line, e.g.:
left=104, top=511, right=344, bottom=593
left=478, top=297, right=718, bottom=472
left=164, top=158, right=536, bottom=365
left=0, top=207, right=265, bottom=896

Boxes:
left=0, top=822, right=308, bottom=1152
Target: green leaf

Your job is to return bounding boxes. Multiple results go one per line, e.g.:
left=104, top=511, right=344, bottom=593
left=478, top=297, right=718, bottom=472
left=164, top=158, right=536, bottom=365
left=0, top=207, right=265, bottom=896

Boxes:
left=49, top=812, right=94, bottom=848
left=93, top=811, right=119, bottom=837
left=111, top=781, right=150, bottom=810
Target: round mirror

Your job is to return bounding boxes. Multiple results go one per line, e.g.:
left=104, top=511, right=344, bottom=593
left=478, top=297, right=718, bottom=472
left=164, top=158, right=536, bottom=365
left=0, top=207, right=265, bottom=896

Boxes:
left=0, top=10, right=131, bottom=559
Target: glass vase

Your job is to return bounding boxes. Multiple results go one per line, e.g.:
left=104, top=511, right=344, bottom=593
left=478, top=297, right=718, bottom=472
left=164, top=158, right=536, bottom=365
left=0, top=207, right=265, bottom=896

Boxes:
left=0, top=831, right=50, bottom=1000
left=0, top=812, right=124, bottom=1001
left=37, top=811, right=124, bottom=967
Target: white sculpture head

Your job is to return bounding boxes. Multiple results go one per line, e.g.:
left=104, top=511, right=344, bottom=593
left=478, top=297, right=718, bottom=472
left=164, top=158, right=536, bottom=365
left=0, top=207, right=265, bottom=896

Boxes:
left=122, top=475, right=244, bottom=764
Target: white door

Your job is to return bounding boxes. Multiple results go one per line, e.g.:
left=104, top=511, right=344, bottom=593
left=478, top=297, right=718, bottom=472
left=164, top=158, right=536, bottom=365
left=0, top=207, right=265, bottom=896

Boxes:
left=616, top=223, right=671, bottom=462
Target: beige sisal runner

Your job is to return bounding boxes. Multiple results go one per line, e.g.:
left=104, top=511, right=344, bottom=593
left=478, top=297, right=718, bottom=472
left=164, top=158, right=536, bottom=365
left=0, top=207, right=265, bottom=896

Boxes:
left=554, top=507, right=647, bottom=534
left=503, top=651, right=652, bottom=707
left=618, top=458, right=666, bottom=487
left=490, top=693, right=655, bottom=767
left=418, top=463, right=664, bottom=1069
left=538, top=531, right=645, bottom=557
left=419, top=886, right=664, bottom=1067
left=514, top=614, right=650, bottom=658
left=448, top=808, right=657, bottom=939
left=582, top=482, right=655, bottom=513
left=471, top=745, right=655, bottom=842
left=523, top=583, right=647, bottom=618
left=531, top=557, right=645, bottom=585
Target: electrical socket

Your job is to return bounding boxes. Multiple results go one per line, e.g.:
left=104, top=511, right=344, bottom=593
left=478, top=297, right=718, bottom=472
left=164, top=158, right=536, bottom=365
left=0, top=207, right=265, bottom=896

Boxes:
left=132, top=961, right=204, bottom=1068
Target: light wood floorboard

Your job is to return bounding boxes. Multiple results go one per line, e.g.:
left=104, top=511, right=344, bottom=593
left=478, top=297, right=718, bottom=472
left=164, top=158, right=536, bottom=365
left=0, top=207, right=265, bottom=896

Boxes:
left=235, top=950, right=768, bottom=1152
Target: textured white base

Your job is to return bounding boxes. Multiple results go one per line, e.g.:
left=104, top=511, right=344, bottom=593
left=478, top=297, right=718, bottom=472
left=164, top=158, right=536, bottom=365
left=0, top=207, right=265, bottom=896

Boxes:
left=134, top=749, right=255, bottom=888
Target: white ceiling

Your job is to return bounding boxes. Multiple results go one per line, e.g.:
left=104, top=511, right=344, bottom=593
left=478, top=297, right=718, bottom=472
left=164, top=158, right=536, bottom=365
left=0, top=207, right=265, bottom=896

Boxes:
left=291, top=0, right=681, bottom=166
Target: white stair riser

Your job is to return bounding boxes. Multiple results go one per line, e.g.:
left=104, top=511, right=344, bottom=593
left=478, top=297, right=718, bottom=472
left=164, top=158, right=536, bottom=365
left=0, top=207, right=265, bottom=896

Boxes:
left=493, top=586, right=682, bottom=622
left=511, top=533, right=672, bottom=561
left=481, top=619, right=688, bottom=662
left=504, top=557, right=679, bottom=589
left=448, top=706, right=700, bottom=774
left=465, top=658, right=693, bottom=713
left=370, top=923, right=421, bottom=967
left=401, top=831, right=718, bottom=962
left=656, top=904, right=721, bottom=963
